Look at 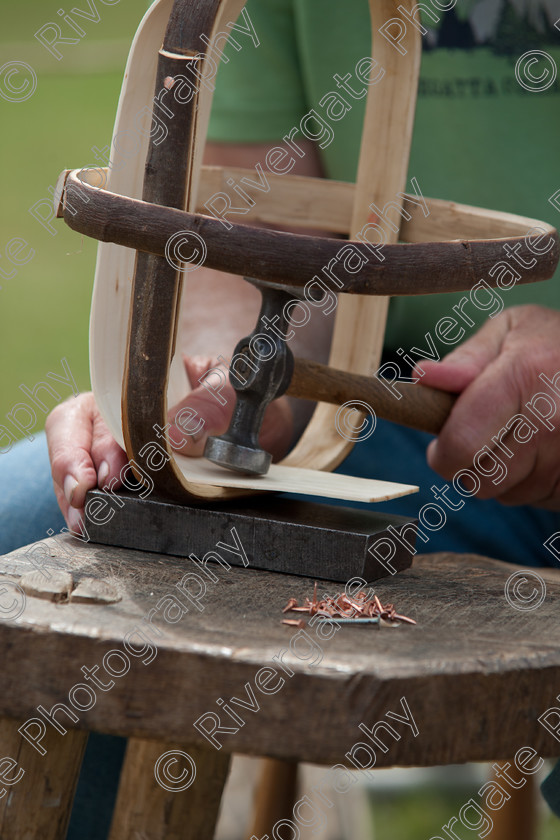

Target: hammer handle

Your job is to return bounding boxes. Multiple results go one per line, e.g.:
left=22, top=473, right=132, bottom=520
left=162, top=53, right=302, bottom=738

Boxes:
left=288, top=358, right=456, bottom=436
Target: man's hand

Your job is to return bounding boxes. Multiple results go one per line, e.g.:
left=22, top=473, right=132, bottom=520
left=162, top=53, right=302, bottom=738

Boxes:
left=415, top=305, right=560, bottom=509
left=170, top=355, right=294, bottom=461
left=46, top=392, right=128, bottom=534
left=46, top=138, right=325, bottom=531
left=46, top=356, right=294, bottom=532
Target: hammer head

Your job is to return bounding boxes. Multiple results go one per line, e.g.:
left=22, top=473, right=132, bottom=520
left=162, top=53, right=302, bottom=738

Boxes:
left=204, top=278, right=297, bottom=475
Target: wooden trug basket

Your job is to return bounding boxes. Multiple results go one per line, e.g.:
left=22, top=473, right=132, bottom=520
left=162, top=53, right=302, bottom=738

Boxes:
left=55, top=0, right=559, bottom=505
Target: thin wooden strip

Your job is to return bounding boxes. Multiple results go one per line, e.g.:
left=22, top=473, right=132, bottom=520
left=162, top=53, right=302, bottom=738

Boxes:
left=169, top=456, right=417, bottom=502
left=283, top=0, right=420, bottom=472
left=194, top=165, right=355, bottom=232
left=59, top=170, right=560, bottom=294
left=121, top=0, right=249, bottom=501
left=195, top=167, right=553, bottom=240
left=399, top=196, right=556, bottom=242
left=120, top=49, right=201, bottom=500
left=89, top=0, right=177, bottom=457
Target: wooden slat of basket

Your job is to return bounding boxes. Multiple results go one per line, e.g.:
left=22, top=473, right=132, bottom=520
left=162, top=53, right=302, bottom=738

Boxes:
left=85, top=0, right=423, bottom=502
left=273, top=0, right=420, bottom=473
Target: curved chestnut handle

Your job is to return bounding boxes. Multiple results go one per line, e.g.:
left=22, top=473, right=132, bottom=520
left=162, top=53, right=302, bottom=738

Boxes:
left=288, top=357, right=456, bottom=436
left=56, top=169, right=560, bottom=298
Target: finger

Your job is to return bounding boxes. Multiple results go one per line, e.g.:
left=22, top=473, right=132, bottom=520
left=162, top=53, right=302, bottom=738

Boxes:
left=493, top=435, right=560, bottom=506
left=427, top=352, right=522, bottom=481
left=51, top=480, right=72, bottom=529
left=67, top=505, right=87, bottom=537
left=175, top=357, right=294, bottom=460
left=46, top=394, right=99, bottom=512
left=90, top=412, right=128, bottom=490
left=449, top=425, right=537, bottom=501
left=168, top=378, right=237, bottom=456
left=183, top=354, right=215, bottom=389
left=50, top=465, right=89, bottom=536
left=412, top=312, right=512, bottom=392
left=46, top=457, right=85, bottom=535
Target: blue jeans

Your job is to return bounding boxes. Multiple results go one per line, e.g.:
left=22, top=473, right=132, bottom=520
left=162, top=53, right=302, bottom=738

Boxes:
left=1, top=429, right=559, bottom=824
left=333, top=420, right=560, bottom=568
left=0, top=432, right=65, bottom=553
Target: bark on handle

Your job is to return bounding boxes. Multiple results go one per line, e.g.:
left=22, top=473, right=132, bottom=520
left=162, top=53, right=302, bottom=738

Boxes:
left=289, top=357, right=456, bottom=436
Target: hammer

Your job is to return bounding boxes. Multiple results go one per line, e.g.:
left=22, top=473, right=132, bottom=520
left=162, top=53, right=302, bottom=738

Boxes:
left=203, top=278, right=456, bottom=475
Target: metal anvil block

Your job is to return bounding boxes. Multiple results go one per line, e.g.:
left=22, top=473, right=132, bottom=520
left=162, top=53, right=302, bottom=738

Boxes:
left=84, top=489, right=417, bottom=583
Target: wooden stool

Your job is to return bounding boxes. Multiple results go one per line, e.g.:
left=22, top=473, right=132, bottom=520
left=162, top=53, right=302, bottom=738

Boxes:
left=0, top=537, right=558, bottom=838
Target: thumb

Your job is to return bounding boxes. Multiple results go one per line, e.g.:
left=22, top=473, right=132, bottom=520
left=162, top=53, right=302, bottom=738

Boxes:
left=411, top=313, right=511, bottom=393
left=168, top=355, right=295, bottom=461
left=168, top=366, right=236, bottom=457
left=183, top=354, right=215, bottom=388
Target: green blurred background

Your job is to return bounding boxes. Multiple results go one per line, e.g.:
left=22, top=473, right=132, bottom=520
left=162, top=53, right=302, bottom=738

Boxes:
left=0, top=0, right=145, bottom=427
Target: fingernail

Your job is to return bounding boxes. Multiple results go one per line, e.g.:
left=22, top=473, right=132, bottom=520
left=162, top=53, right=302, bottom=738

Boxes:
left=63, top=475, right=79, bottom=506
left=98, top=461, right=109, bottom=487
left=190, top=426, right=205, bottom=444
left=426, top=440, right=437, bottom=464
left=67, top=507, right=83, bottom=536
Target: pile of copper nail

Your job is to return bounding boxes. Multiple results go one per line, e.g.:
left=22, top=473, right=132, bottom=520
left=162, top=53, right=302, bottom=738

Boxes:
left=281, top=583, right=416, bottom=628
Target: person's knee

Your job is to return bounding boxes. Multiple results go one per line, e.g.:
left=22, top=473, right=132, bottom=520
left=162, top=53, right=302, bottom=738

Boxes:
left=0, top=433, right=63, bottom=554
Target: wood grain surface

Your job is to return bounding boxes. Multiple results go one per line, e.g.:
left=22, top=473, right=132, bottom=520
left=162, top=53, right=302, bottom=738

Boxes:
left=0, top=716, right=87, bottom=840
left=1, top=537, right=559, bottom=768
left=109, top=738, right=230, bottom=840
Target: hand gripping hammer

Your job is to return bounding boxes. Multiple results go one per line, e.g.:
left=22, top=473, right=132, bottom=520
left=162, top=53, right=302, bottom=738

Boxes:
left=204, top=278, right=456, bottom=475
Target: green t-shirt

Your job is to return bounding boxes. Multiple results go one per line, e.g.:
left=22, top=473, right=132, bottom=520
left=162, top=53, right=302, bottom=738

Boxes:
left=207, top=0, right=560, bottom=350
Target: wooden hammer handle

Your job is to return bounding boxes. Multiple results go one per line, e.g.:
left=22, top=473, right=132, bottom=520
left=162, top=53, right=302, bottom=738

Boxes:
left=288, top=357, right=456, bottom=436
